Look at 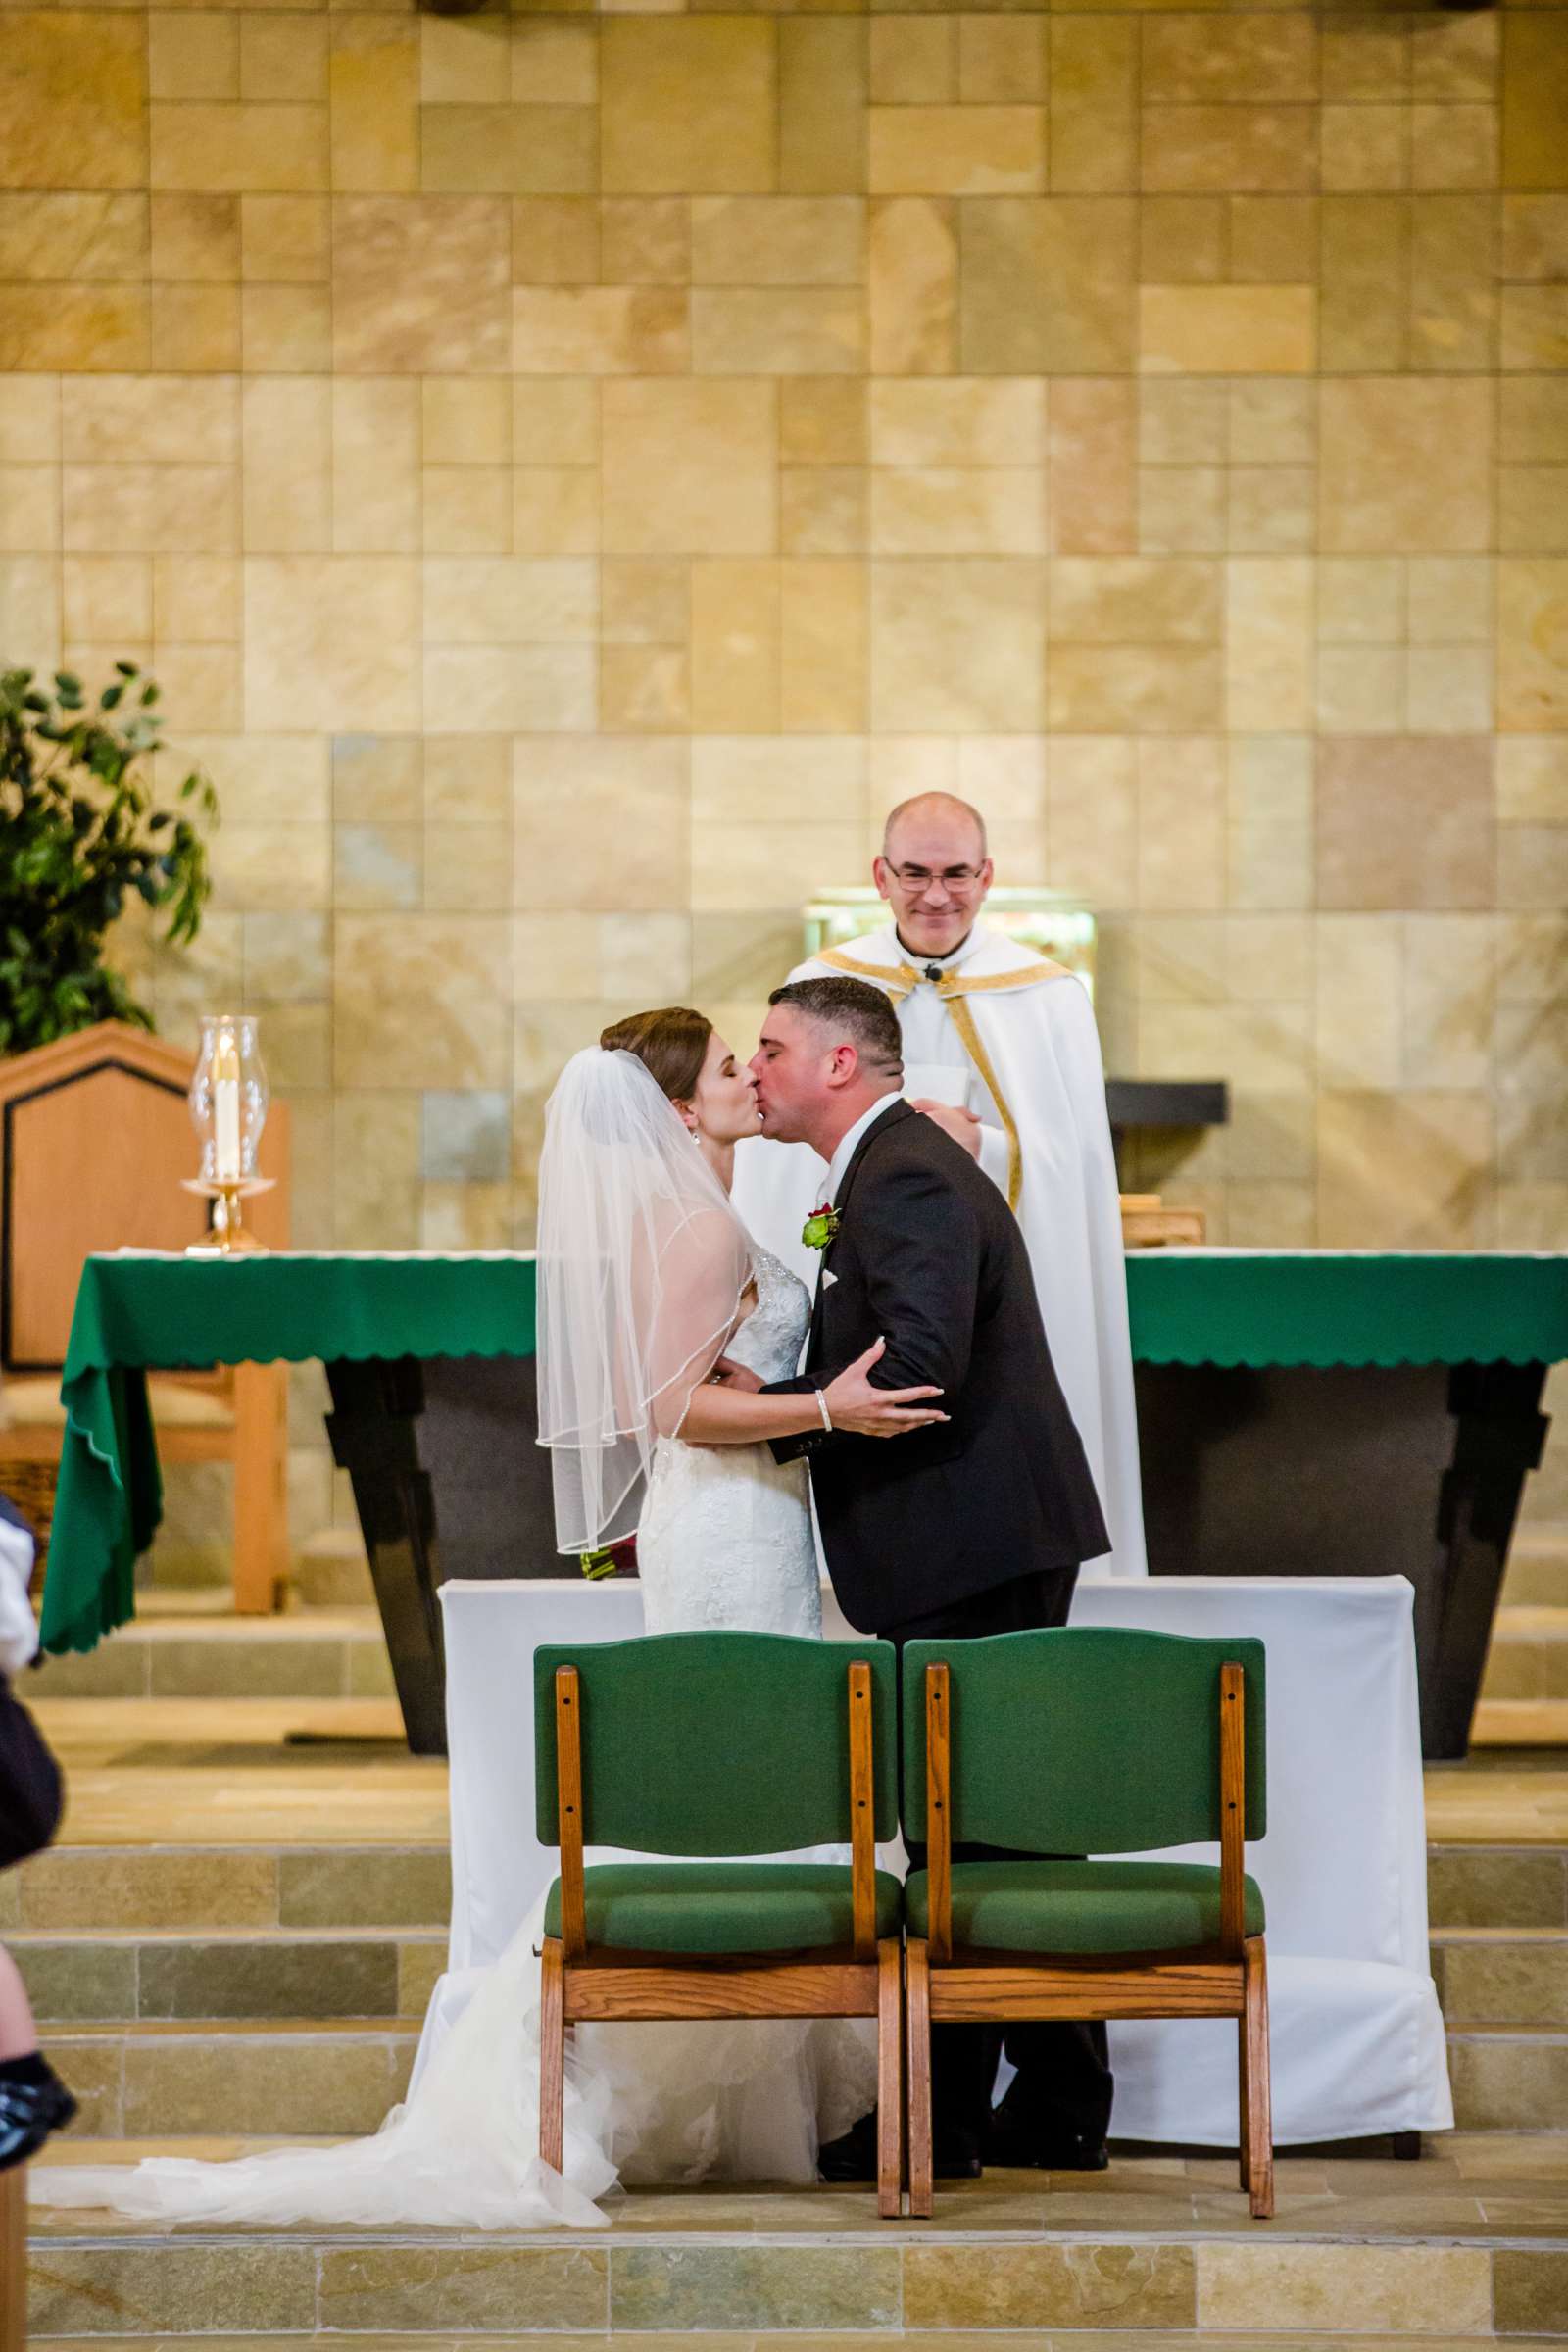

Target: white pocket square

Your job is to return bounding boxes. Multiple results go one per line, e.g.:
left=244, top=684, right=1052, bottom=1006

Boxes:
left=822, top=1268, right=839, bottom=1289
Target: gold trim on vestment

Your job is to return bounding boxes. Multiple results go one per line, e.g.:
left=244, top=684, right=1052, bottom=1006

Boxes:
left=943, top=996, right=1023, bottom=1214
left=812, top=946, right=1064, bottom=999
left=812, top=947, right=918, bottom=999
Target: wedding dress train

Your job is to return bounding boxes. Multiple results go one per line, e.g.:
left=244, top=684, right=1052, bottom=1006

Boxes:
left=33, top=1245, right=875, bottom=2228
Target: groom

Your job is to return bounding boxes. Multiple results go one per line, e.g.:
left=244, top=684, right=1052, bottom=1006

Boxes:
left=750, top=975, right=1116, bottom=2180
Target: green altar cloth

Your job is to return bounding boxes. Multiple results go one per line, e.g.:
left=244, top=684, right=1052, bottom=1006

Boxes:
left=40, top=1251, right=538, bottom=1656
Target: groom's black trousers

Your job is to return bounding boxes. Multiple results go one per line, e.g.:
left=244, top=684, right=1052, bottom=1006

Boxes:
left=882, top=1563, right=1115, bottom=2155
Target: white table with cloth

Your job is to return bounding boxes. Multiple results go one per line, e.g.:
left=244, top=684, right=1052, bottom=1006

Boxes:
left=415, top=1573, right=1452, bottom=2149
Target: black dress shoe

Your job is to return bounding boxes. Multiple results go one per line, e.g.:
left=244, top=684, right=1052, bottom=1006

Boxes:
left=0, top=2059, right=78, bottom=2172
left=987, top=2118, right=1109, bottom=2173
left=816, top=2111, right=878, bottom=2182
left=932, top=2128, right=984, bottom=2180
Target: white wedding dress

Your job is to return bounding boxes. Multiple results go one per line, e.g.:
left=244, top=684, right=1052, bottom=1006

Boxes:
left=33, top=1243, right=875, bottom=2230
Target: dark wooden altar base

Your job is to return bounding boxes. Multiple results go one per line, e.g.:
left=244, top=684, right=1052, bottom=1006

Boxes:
left=1135, top=1360, right=1550, bottom=1762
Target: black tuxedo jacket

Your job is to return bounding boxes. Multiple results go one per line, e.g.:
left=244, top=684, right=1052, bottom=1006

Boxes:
left=763, top=1098, right=1110, bottom=1634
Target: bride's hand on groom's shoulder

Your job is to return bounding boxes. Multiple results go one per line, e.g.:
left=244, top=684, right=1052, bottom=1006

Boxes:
left=824, top=1337, right=949, bottom=1441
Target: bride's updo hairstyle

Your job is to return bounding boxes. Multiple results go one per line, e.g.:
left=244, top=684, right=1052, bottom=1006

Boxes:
left=599, top=1007, right=712, bottom=1105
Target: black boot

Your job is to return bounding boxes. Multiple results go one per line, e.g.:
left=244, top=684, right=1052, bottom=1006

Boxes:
left=0, top=2055, right=78, bottom=2171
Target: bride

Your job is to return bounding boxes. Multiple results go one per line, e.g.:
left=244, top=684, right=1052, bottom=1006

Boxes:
left=33, top=1007, right=941, bottom=2230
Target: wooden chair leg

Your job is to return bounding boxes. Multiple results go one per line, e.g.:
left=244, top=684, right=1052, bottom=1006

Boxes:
left=231, top=1359, right=289, bottom=1615
left=1, top=2162, right=25, bottom=2352
left=539, top=1936, right=566, bottom=2173
left=1243, top=1935, right=1274, bottom=2220
left=876, top=1936, right=903, bottom=2220
left=905, top=1936, right=933, bottom=2221
left=1237, top=2011, right=1251, bottom=2195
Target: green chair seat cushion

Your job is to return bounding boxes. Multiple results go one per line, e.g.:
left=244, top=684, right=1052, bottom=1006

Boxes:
left=544, top=1862, right=905, bottom=1955
left=905, top=1859, right=1265, bottom=1954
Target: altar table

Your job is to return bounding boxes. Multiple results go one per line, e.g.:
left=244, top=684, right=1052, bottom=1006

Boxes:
left=427, top=1574, right=1452, bottom=2152
left=35, top=1247, right=1568, bottom=1760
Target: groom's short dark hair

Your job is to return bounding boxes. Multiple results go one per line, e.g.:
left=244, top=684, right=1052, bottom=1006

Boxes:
left=768, top=977, right=904, bottom=1081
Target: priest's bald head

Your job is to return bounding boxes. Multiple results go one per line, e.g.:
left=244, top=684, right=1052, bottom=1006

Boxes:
left=874, top=792, right=995, bottom=961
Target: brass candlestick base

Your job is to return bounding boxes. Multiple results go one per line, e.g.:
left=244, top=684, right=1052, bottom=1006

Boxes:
left=181, top=1174, right=275, bottom=1255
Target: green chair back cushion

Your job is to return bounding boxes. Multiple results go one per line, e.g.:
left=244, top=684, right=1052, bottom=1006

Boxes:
left=901, top=1627, right=1266, bottom=1851
left=904, top=1859, right=1265, bottom=1953
left=534, top=1631, right=899, bottom=1854
left=543, top=1861, right=905, bottom=1954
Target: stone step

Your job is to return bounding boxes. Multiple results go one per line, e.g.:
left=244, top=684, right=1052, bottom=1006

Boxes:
left=40, top=2019, right=419, bottom=2139
left=1479, top=1606, right=1568, bottom=1704
left=1471, top=1698, right=1568, bottom=1747
left=291, top=1525, right=374, bottom=1610
left=27, top=1608, right=395, bottom=1702
left=1505, top=1527, right=1568, bottom=1608
left=1446, top=2023, right=1568, bottom=2133
left=9, top=1927, right=445, bottom=2024
left=1428, top=1845, right=1568, bottom=1932
left=1432, top=1929, right=1568, bottom=2027
left=0, top=1845, right=451, bottom=1935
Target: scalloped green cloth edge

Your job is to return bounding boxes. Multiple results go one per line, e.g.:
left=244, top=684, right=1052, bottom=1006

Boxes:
left=40, top=1252, right=538, bottom=1656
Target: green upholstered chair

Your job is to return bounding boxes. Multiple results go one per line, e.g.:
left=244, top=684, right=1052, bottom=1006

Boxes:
left=901, top=1627, right=1272, bottom=2220
left=534, top=1631, right=905, bottom=2216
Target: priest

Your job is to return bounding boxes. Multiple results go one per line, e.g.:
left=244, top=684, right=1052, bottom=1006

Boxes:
left=731, top=791, right=1147, bottom=1578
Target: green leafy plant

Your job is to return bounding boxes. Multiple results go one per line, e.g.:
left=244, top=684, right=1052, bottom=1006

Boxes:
left=0, top=663, right=219, bottom=1054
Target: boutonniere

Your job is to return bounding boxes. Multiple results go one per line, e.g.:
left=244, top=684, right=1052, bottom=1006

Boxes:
left=802, top=1200, right=840, bottom=1251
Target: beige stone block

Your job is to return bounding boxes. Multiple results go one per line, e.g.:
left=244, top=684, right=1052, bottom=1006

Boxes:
left=1403, top=911, right=1495, bottom=1088
left=1415, top=12, right=1497, bottom=103
left=1497, top=735, right=1568, bottom=822
left=154, top=554, right=240, bottom=642
left=1321, top=105, right=1407, bottom=194
left=335, top=913, right=510, bottom=1089
left=0, top=284, right=149, bottom=374
left=514, top=376, right=598, bottom=466
left=779, top=19, right=865, bottom=199
left=424, top=643, right=594, bottom=733
left=152, top=642, right=241, bottom=731
left=1139, top=379, right=1225, bottom=466
left=870, top=16, right=955, bottom=106
left=63, top=555, right=150, bottom=642
left=421, top=104, right=596, bottom=198
left=1411, top=104, right=1497, bottom=193
left=781, top=556, right=865, bottom=732
left=1143, top=1002, right=1310, bottom=1095
left=63, top=374, right=235, bottom=465
left=869, top=194, right=956, bottom=376
left=149, top=11, right=238, bottom=102
left=1323, top=15, right=1408, bottom=104
left=1143, top=105, right=1315, bottom=196
left=242, top=377, right=329, bottom=553
left=1137, top=735, right=1224, bottom=910
left=329, top=19, right=417, bottom=196
left=333, top=1089, right=419, bottom=1251
left=602, top=378, right=776, bottom=556
left=871, top=106, right=1044, bottom=197
left=241, top=194, right=327, bottom=284
left=511, top=910, right=598, bottom=1001
left=781, top=378, right=866, bottom=466
left=1139, top=196, right=1224, bottom=284
left=1229, top=194, right=1318, bottom=286
left=1502, top=286, right=1568, bottom=373
left=424, top=376, right=510, bottom=466
left=1502, top=194, right=1568, bottom=283
left=423, top=466, right=511, bottom=555
left=871, top=378, right=1041, bottom=467
left=1048, top=736, right=1136, bottom=905
left=1228, top=466, right=1313, bottom=556
left=1143, top=14, right=1315, bottom=104
left=961, top=197, right=1135, bottom=374
left=1230, top=380, right=1314, bottom=466
left=1498, top=822, right=1568, bottom=913
left=602, top=557, right=687, bottom=644
left=782, top=466, right=865, bottom=557
left=602, top=19, right=775, bottom=196
left=186, top=731, right=328, bottom=824
left=1228, top=910, right=1311, bottom=1003
left=512, top=19, right=595, bottom=104
left=427, top=732, right=509, bottom=823
left=245, top=555, right=419, bottom=730
left=692, top=733, right=862, bottom=824
left=691, top=819, right=864, bottom=916
left=514, top=735, right=687, bottom=910
left=690, top=558, right=779, bottom=732
left=1318, top=555, right=1403, bottom=643
left=1227, top=558, right=1311, bottom=734
left=514, top=285, right=686, bottom=374
left=691, top=196, right=863, bottom=287
left=241, top=15, right=326, bottom=103
left=1317, top=644, right=1404, bottom=732
left=0, top=556, right=59, bottom=671
left=1231, top=732, right=1310, bottom=830
left=1139, top=465, right=1225, bottom=555
left=1502, top=16, right=1568, bottom=193
left=1317, top=735, right=1494, bottom=909
left=0, top=15, right=147, bottom=193
left=0, top=463, right=53, bottom=554
left=333, top=195, right=510, bottom=373
left=1499, top=558, right=1568, bottom=731
left=420, top=1181, right=514, bottom=1252
left=150, top=280, right=239, bottom=370
left=905, top=2246, right=1194, bottom=2333
left=1320, top=377, right=1493, bottom=552
left=872, top=466, right=1041, bottom=557
left=241, top=283, right=330, bottom=372
left=1320, top=194, right=1407, bottom=374
left=960, top=17, right=1044, bottom=106
left=424, top=555, right=595, bottom=645
left=511, top=197, right=597, bottom=286
left=693, top=288, right=861, bottom=376
left=33, top=2246, right=317, bottom=2339
left=420, top=12, right=504, bottom=103
left=0, top=377, right=60, bottom=467
left=1410, top=193, right=1494, bottom=373
left=872, top=557, right=1041, bottom=732
left=602, top=643, right=688, bottom=733
left=151, top=102, right=326, bottom=193
left=1049, top=17, right=1136, bottom=195
left=1140, top=285, right=1313, bottom=377
left=1052, top=557, right=1219, bottom=646
left=63, top=462, right=238, bottom=555
left=601, top=198, right=689, bottom=286
left=333, top=379, right=418, bottom=554
left=1048, top=644, right=1220, bottom=735
left=1049, top=379, right=1135, bottom=556
left=218, top=821, right=331, bottom=911
left=513, top=466, right=597, bottom=556
left=1200, top=2242, right=1490, bottom=2330
left=1408, top=643, right=1493, bottom=733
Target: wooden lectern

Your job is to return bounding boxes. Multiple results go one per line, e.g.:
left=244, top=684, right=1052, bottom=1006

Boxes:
left=0, top=1022, right=292, bottom=1614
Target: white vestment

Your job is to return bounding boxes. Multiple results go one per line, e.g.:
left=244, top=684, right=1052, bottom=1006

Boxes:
left=731, top=921, right=1148, bottom=1578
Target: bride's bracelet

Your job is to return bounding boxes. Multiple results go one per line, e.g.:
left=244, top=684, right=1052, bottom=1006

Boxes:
left=815, top=1387, right=833, bottom=1433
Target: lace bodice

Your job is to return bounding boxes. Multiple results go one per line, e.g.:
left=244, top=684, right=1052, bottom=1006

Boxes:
left=722, top=1244, right=810, bottom=1384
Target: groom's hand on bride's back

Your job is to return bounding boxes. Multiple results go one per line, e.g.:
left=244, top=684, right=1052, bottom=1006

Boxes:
left=823, top=1337, right=948, bottom=1440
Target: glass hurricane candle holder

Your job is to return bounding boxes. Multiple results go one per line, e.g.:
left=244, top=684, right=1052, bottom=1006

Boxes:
left=185, top=1013, right=273, bottom=1253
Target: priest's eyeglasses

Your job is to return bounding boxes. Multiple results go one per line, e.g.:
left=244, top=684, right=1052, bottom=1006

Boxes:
left=885, top=864, right=986, bottom=892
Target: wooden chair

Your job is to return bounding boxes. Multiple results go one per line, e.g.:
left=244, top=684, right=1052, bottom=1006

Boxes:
left=902, top=1626, right=1273, bottom=2220
left=1, top=2162, right=24, bottom=2351
left=535, top=1631, right=906, bottom=2217
left=0, top=1022, right=291, bottom=1615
